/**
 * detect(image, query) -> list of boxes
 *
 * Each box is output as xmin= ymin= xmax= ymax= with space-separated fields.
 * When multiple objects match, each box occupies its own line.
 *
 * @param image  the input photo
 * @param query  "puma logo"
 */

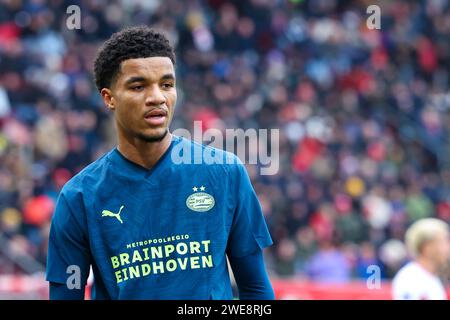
xmin=101 ymin=205 xmax=124 ymax=224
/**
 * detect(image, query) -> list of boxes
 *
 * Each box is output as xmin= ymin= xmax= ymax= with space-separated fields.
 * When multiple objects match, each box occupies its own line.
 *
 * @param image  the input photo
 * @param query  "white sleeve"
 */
xmin=392 ymin=273 xmax=422 ymax=300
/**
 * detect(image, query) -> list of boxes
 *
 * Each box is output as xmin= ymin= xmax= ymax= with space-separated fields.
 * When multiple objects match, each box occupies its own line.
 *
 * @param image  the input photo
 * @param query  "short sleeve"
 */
xmin=226 ymin=161 xmax=273 ymax=258
xmin=45 ymin=192 xmax=91 ymax=285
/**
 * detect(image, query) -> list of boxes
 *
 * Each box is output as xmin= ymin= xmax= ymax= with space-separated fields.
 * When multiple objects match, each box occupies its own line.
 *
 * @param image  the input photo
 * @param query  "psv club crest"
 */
xmin=186 ymin=186 xmax=215 ymax=212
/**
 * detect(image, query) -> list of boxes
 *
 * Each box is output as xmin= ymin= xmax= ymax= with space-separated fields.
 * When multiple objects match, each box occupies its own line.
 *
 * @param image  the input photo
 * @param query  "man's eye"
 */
xmin=162 ymin=83 xmax=174 ymax=89
xmin=131 ymin=85 xmax=144 ymax=91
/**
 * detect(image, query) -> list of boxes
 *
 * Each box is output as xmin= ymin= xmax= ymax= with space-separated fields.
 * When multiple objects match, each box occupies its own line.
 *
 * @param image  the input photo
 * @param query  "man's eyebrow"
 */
xmin=124 ymin=74 xmax=175 ymax=85
xmin=160 ymin=73 xmax=175 ymax=81
xmin=124 ymin=76 xmax=146 ymax=85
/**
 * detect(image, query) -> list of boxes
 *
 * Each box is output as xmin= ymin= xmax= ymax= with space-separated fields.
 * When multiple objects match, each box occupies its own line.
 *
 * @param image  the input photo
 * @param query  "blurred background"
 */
xmin=0 ymin=0 xmax=449 ymax=299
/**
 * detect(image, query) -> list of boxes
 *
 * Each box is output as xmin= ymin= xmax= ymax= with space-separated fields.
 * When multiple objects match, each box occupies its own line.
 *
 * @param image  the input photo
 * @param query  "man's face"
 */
xmin=426 ymin=230 xmax=450 ymax=269
xmin=102 ymin=57 xmax=177 ymax=142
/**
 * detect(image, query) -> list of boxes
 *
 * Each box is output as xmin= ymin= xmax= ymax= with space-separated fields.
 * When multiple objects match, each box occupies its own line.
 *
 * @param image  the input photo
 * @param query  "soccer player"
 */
xmin=392 ymin=218 xmax=449 ymax=300
xmin=46 ymin=26 xmax=275 ymax=300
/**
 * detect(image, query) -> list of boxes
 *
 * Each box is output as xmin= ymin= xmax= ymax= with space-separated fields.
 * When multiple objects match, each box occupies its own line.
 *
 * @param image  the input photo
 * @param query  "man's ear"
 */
xmin=101 ymin=88 xmax=115 ymax=111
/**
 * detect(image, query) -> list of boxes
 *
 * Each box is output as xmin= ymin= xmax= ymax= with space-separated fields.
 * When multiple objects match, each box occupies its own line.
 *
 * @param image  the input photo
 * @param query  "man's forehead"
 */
xmin=119 ymin=57 xmax=174 ymax=78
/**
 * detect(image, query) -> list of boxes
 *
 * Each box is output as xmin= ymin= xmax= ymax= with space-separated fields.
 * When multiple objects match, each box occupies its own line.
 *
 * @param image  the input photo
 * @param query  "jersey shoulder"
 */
xmin=176 ymin=135 xmax=245 ymax=173
xmin=393 ymin=262 xmax=421 ymax=284
xmin=59 ymin=150 xmax=112 ymax=200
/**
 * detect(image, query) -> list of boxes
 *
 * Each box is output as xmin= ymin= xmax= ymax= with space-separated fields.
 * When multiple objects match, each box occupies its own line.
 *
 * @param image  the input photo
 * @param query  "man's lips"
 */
xmin=144 ymin=108 xmax=168 ymax=118
xmin=143 ymin=108 xmax=168 ymax=126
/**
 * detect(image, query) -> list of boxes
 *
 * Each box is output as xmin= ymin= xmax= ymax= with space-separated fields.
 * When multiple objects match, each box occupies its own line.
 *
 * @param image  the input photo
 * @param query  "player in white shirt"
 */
xmin=392 ymin=218 xmax=449 ymax=300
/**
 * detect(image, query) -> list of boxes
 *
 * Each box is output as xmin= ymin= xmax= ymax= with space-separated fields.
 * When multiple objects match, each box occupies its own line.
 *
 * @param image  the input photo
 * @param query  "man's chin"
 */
xmin=136 ymin=128 xmax=169 ymax=143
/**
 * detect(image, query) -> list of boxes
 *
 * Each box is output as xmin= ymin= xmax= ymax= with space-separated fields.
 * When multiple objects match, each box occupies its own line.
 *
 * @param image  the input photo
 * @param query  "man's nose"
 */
xmin=145 ymin=85 xmax=166 ymax=106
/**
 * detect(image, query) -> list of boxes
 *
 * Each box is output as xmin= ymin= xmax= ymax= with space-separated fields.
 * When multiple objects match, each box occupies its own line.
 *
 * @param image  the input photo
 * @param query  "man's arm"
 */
xmin=49 ymin=282 xmax=85 ymax=300
xmin=225 ymin=159 xmax=274 ymax=299
xmin=46 ymin=192 xmax=91 ymax=300
xmin=229 ymin=249 xmax=275 ymax=300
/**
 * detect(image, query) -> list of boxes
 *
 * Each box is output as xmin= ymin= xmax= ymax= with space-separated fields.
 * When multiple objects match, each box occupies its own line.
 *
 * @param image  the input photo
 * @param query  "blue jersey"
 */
xmin=45 ymin=135 xmax=273 ymax=299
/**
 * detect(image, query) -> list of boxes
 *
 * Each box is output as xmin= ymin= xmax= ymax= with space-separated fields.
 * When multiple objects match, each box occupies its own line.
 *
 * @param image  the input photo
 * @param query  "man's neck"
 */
xmin=416 ymin=257 xmax=438 ymax=276
xmin=117 ymin=132 xmax=173 ymax=169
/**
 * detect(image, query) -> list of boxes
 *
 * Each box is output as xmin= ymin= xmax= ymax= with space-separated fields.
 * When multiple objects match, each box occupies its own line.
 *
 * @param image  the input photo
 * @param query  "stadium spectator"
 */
xmin=392 ymin=218 xmax=450 ymax=300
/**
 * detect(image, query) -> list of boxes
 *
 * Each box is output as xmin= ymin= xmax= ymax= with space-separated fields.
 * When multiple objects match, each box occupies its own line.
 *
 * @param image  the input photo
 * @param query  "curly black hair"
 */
xmin=93 ymin=26 xmax=176 ymax=92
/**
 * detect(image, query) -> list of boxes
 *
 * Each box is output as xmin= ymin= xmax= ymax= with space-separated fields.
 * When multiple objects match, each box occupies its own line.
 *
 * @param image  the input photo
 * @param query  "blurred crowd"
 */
xmin=0 ymin=0 xmax=449 ymax=284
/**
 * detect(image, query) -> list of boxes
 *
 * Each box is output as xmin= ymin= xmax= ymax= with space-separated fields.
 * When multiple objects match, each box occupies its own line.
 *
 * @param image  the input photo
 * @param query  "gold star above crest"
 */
xmin=200 ymin=186 xmax=205 ymax=191
xmin=193 ymin=186 xmax=198 ymax=192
